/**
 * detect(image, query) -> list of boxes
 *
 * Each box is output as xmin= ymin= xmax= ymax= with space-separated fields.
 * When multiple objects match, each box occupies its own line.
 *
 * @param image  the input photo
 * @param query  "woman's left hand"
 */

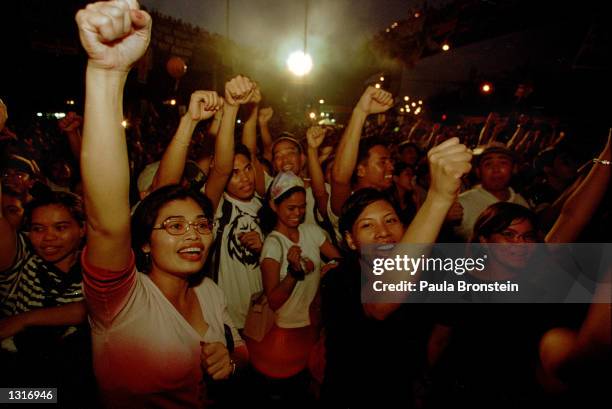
xmin=201 ymin=342 xmax=232 ymax=380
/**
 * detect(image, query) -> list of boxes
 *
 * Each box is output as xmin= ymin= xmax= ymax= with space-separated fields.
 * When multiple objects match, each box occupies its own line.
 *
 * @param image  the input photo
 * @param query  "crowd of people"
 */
xmin=1 ymin=1 xmax=610 ymax=408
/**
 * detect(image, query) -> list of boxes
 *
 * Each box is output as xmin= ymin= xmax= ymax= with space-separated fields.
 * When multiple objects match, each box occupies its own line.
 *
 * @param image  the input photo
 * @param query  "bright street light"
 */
xmin=287 ymin=51 xmax=313 ymax=76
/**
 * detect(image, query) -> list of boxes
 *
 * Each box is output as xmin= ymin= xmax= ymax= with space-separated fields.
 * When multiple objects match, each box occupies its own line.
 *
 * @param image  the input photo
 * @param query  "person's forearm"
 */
xmin=402 ymin=193 xmax=453 ymax=243
xmin=259 ymin=122 xmax=273 ymax=161
xmin=506 ymin=126 xmax=525 ymax=149
xmin=546 ymin=140 xmax=611 ymax=243
xmin=332 ymin=108 xmax=367 ymax=184
xmin=82 ymin=66 xmax=131 ymax=236
xmin=514 ymin=130 xmax=531 ymax=154
xmin=153 ymin=114 xmax=198 ymax=190
xmin=537 ymin=173 xmax=585 ymax=231
xmin=22 ymin=300 xmax=87 ymax=328
xmin=208 ymin=112 xmax=222 ymax=137
xmin=216 ymin=105 xmax=238 ymax=175
xmin=66 ymin=130 xmax=83 ymax=162
xmin=205 ymin=104 xmax=238 ymax=211
xmin=408 ymin=119 xmax=422 ymax=141
xmin=307 ymin=147 xmax=329 ymax=215
xmin=242 ymin=105 xmax=258 ymax=154
xmin=267 ymin=274 xmax=298 ymax=311
xmin=365 ymin=193 xmax=454 ymax=320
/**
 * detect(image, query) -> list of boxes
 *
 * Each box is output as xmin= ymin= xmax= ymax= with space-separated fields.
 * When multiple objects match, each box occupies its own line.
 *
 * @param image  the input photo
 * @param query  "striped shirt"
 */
xmin=0 ymin=232 xmax=83 ymax=318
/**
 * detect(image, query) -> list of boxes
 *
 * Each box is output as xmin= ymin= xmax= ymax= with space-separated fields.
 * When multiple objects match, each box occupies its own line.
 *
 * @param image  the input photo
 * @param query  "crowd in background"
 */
xmin=1 ymin=1 xmax=610 ymax=408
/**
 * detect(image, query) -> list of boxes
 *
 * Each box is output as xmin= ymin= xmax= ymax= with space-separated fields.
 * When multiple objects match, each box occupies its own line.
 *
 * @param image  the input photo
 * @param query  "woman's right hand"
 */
xmin=76 ymin=0 xmax=152 ymax=71
xmin=287 ymin=245 xmax=303 ymax=271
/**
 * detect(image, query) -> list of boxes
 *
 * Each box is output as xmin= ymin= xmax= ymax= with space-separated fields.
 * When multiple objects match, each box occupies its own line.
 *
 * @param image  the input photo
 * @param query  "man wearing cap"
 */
xmin=454 ymin=142 xmax=530 ymax=241
xmin=0 ymin=154 xmax=45 ymax=198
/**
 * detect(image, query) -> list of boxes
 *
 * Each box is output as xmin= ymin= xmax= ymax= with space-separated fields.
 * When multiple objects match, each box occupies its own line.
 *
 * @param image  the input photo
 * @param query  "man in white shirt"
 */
xmin=454 ymin=142 xmax=530 ymax=241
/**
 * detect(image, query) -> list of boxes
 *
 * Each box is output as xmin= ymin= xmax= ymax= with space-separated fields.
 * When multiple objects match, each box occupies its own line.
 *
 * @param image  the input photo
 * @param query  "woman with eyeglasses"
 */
xmin=76 ymin=2 xmax=247 ymax=407
xmin=429 ymin=133 xmax=611 ymax=408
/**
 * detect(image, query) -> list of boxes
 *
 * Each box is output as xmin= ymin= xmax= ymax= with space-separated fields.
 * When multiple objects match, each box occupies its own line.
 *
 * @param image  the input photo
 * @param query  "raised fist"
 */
xmin=356 ymin=86 xmax=394 ymax=115
xmin=249 ymin=85 xmax=262 ymax=105
xmin=187 ymin=91 xmax=223 ymax=122
xmin=306 ymin=126 xmax=326 ymax=149
xmin=58 ymin=112 xmax=83 ymax=134
xmin=224 ymin=75 xmax=255 ymax=106
xmin=75 ymin=0 xmax=152 ymax=71
xmin=427 ymin=137 xmax=472 ymax=204
xmin=258 ymin=107 xmax=273 ymax=124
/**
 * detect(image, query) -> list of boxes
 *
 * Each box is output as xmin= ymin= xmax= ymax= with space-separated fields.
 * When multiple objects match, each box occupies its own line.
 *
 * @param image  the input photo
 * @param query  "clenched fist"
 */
xmin=427 ymin=138 xmax=472 ymax=204
xmin=306 ymin=126 xmax=326 ymax=149
xmin=58 ymin=112 xmax=83 ymax=134
xmin=355 ymin=86 xmax=394 ymax=116
xmin=224 ymin=76 xmax=255 ymax=106
xmin=187 ymin=91 xmax=223 ymax=122
xmin=76 ymin=0 xmax=152 ymax=71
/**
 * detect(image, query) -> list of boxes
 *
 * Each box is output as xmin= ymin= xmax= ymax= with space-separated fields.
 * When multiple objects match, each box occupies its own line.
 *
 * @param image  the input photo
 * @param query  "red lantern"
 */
xmin=166 ymin=57 xmax=187 ymax=79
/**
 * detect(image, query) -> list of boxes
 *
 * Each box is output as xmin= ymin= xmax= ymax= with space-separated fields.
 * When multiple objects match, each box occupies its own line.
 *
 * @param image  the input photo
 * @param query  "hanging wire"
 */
xmin=303 ymin=0 xmax=309 ymax=53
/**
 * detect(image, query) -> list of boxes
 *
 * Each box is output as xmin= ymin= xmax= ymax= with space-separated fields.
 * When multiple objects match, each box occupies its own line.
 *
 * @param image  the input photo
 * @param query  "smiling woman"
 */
xmin=249 ymin=171 xmax=340 ymax=392
xmin=76 ymin=2 xmax=247 ymax=407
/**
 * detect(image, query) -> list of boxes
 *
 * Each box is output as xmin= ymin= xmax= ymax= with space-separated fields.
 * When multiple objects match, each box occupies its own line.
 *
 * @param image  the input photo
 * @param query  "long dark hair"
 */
xmin=258 ymin=186 xmax=306 ymax=235
xmin=131 ymin=184 xmax=214 ymax=281
xmin=471 ymin=202 xmax=539 ymax=243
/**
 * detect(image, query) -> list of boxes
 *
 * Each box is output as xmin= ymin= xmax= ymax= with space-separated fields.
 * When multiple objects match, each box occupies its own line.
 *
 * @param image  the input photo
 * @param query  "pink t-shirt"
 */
xmin=82 ymin=249 xmax=242 ymax=409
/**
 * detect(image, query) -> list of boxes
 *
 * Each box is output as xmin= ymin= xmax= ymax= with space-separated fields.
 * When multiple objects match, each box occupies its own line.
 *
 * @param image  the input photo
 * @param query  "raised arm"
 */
xmin=477 ymin=113 xmax=496 ymax=146
xmin=364 ymin=138 xmax=472 ymax=320
xmin=330 ymin=86 xmax=393 ymax=215
xmin=258 ymin=107 xmax=274 ymax=162
xmin=152 ymin=91 xmax=222 ymax=191
xmin=403 ymin=138 xmax=471 ymax=241
xmin=546 ymin=131 xmax=611 ymax=243
xmin=207 ymin=108 xmax=224 ymax=137
xmin=77 ymin=0 xmax=151 ymax=270
xmin=241 ymin=85 xmax=266 ymax=196
xmin=306 ymin=126 xmax=330 ymax=217
xmin=205 ymin=76 xmax=254 ymax=212
xmin=0 ymin=183 xmax=18 ymax=271
xmin=58 ymin=112 xmax=84 ymax=162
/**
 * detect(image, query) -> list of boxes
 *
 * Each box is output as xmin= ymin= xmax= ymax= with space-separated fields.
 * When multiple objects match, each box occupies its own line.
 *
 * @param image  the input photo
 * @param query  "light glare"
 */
xmin=287 ymin=51 xmax=313 ymax=76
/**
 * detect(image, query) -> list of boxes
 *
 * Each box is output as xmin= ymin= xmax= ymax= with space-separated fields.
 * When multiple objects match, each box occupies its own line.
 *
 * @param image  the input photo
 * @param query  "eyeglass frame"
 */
xmin=152 ymin=216 xmax=213 ymax=236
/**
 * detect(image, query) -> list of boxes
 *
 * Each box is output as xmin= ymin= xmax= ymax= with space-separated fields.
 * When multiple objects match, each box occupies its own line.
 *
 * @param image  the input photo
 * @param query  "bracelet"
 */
xmin=230 ymin=359 xmax=236 ymax=376
xmin=593 ymin=158 xmax=611 ymax=166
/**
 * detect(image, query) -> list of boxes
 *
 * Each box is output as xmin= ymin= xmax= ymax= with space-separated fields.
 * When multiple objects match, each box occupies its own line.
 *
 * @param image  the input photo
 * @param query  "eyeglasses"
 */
xmin=496 ymin=230 xmax=538 ymax=243
xmin=152 ymin=217 xmax=212 ymax=236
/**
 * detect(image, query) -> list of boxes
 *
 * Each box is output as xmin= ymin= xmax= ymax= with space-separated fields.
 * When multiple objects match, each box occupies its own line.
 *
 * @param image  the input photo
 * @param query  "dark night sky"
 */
xmin=141 ymin=0 xmax=430 ymax=49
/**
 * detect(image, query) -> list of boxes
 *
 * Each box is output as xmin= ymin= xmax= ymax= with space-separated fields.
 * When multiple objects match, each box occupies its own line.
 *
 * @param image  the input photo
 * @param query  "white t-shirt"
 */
xmin=212 ymin=193 xmax=263 ymax=328
xmin=260 ymin=224 xmax=326 ymax=328
xmin=83 ymin=253 xmax=242 ymax=408
xmin=455 ymin=185 xmax=530 ymax=241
